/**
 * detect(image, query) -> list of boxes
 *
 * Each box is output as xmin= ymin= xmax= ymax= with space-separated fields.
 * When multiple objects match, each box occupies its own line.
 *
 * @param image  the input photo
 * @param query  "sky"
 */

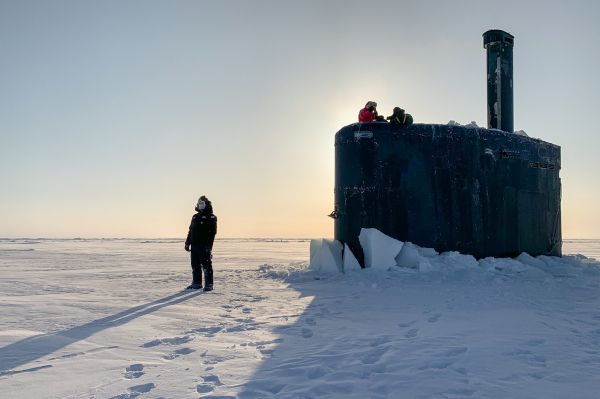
xmin=1 ymin=0 xmax=599 ymax=239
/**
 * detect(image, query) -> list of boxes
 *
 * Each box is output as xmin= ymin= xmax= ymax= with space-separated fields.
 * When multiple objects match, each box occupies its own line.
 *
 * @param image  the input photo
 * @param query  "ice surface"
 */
xmin=396 ymin=241 xmax=427 ymax=269
xmin=359 ymin=228 xmax=404 ymax=270
xmin=1 ymin=238 xmax=600 ymax=399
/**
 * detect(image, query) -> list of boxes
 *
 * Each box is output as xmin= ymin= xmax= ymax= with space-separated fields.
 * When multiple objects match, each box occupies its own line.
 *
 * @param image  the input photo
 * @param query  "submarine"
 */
xmin=333 ymin=30 xmax=562 ymax=265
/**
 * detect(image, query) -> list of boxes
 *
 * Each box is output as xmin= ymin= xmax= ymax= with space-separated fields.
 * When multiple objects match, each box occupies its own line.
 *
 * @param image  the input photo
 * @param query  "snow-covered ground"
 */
xmin=1 ymin=238 xmax=600 ymax=399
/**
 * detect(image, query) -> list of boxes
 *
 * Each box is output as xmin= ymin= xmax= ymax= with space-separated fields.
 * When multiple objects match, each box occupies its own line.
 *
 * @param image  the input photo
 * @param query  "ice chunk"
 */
xmin=464 ymin=121 xmax=479 ymax=128
xmin=309 ymin=239 xmax=323 ymax=270
xmin=395 ymin=242 xmax=422 ymax=269
xmin=358 ymin=228 xmax=404 ymax=270
xmin=514 ymin=129 xmax=528 ymax=136
xmin=395 ymin=241 xmax=444 ymax=272
xmin=323 ymin=239 xmax=343 ymax=274
xmin=417 ymin=245 xmax=439 ymax=258
xmin=309 ymin=239 xmax=343 ymax=274
xmin=343 ymin=244 xmax=362 ymax=272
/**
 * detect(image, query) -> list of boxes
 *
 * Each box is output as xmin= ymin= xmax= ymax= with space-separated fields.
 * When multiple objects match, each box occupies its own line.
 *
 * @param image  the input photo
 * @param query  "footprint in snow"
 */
xmin=306 ymin=366 xmax=328 ymax=379
xmin=141 ymin=335 xmax=192 ymax=348
xmin=428 ymin=313 xmax=441 ymax=323
xmin=225 ymin=321 xmax=260 ymax=333
xmin=123 ymin=364 xmax=144 ymax=379
xmin=109 ymin=393 xmax=136 ymax=399
xmin=301 ymin=328 xmax=314 ymax=338
xmin=369 ymin=336 xmax=392 ymax=347
xmin=417 ymin=359 xmax=454 ymax=370
xmin=196 ymin=374 xmax=223 ymax=394
xmin=240 ymin=338 xmax=283 ymax=348
xmin=589 ymin=328 xmax=600 ymax=337
xmin=163 ymin=347 xmax=195 ymax=360
xmin=109 ymin=383 xmax=155 ymax=399
xmin=361 ymin=348 xmax=387 ymax=365
xmin=203 ymin=375 xmax=223 ymax=385
xmin=405 ymin=328 xmax=419 ymax=338
xmin=527 ymin=372 xmax=545 ymax=380
xmin=398 ymin=320 xmax=416 ymax=328
xmin=526 ymin=338 xmax=545 ymax=347
xmin=129 ymin=383 xmax=155 ymax=394
xmin=304 ymin=317 xmax=317 ymax=326
xmin=442 ymin=346 xmax=468 ymax=357
xmin=441 ymin=388 xmax=476 ymax=398
xmin=505 ymin=348 xmax=533 ymax=356
xmin=540 ymin=321 xmax=558 ymax=330
xmin=259 ymin=348 xmax=275 ymax=356
xmin=196 ymin=384 xmax=214 ymax=394
xmin=247 ymin=295 xmax=267 ymax=302
xmin=188 ymin=326 xmax=223 ymax=337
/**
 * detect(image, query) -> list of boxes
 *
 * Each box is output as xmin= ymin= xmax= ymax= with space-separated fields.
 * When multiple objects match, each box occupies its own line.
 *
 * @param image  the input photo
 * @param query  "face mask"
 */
xmin=196 ymin=200 xmax=206 ymax=212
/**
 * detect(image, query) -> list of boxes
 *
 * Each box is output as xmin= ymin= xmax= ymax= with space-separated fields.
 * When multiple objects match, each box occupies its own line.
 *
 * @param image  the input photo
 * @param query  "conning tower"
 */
xmin=333 ymin=30 xmax=561 ymax=266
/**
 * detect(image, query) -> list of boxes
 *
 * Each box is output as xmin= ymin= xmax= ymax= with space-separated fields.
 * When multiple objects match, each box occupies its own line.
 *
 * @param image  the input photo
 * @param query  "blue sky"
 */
xmin=1 ymin=0 xmax=599 ymax=238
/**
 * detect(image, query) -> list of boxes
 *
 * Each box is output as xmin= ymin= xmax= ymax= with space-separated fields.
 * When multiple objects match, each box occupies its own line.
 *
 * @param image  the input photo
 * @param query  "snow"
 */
xmin=447 ymin=120 xmax=480 ymax=128
xmin=446 ymin=120 xmax=529 ymax=136
xmin=1 ymin=238 xmax=600 ymax=398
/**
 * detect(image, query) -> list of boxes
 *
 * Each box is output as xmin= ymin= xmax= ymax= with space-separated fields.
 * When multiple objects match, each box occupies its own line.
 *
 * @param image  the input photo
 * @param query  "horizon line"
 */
xmin=1 ymin=237 xmax=599 ymax=241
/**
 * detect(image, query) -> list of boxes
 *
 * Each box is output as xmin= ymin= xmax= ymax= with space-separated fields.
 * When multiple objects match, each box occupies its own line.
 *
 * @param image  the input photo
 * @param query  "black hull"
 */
xmin=334 ymin=123 xmax=562 ymax=265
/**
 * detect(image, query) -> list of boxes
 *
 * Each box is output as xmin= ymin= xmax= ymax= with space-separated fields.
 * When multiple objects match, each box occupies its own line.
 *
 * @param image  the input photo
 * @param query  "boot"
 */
xmin=186 ymin=283 xmax=202 ymax=290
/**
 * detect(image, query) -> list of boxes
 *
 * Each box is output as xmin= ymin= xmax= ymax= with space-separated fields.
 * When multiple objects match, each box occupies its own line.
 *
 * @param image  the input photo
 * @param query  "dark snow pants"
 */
xmin=191 ymin=246 xmax=213 ymax=287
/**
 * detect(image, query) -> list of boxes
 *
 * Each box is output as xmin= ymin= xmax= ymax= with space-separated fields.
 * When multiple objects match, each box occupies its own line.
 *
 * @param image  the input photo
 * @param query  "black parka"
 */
xmin=185 ymin=202 xmax=217 ymax=249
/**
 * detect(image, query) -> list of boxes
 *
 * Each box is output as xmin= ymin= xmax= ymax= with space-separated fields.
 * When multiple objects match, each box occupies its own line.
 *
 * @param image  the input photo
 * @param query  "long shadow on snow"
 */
xmin=231 ymin=259 xmax=600 ymax=399
xmin=0 ymin=290 xmax=202 ymax=374
xmin=231 ymin=275 xmax=376 ymax=399
xmin=231 ymin=272 xmax=475 ymax=399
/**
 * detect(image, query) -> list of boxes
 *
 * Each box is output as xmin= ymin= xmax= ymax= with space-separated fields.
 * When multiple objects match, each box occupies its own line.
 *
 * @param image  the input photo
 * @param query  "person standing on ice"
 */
xmin=185 ymin=196 xmax=217 ymax=291
xmin=358 ymin=101 xmax=384 ymax=122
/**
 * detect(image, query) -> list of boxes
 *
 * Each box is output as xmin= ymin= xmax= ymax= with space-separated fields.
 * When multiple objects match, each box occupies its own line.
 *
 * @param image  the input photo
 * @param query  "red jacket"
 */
xmin=358 ymin=107 xmax=376 ymax=122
